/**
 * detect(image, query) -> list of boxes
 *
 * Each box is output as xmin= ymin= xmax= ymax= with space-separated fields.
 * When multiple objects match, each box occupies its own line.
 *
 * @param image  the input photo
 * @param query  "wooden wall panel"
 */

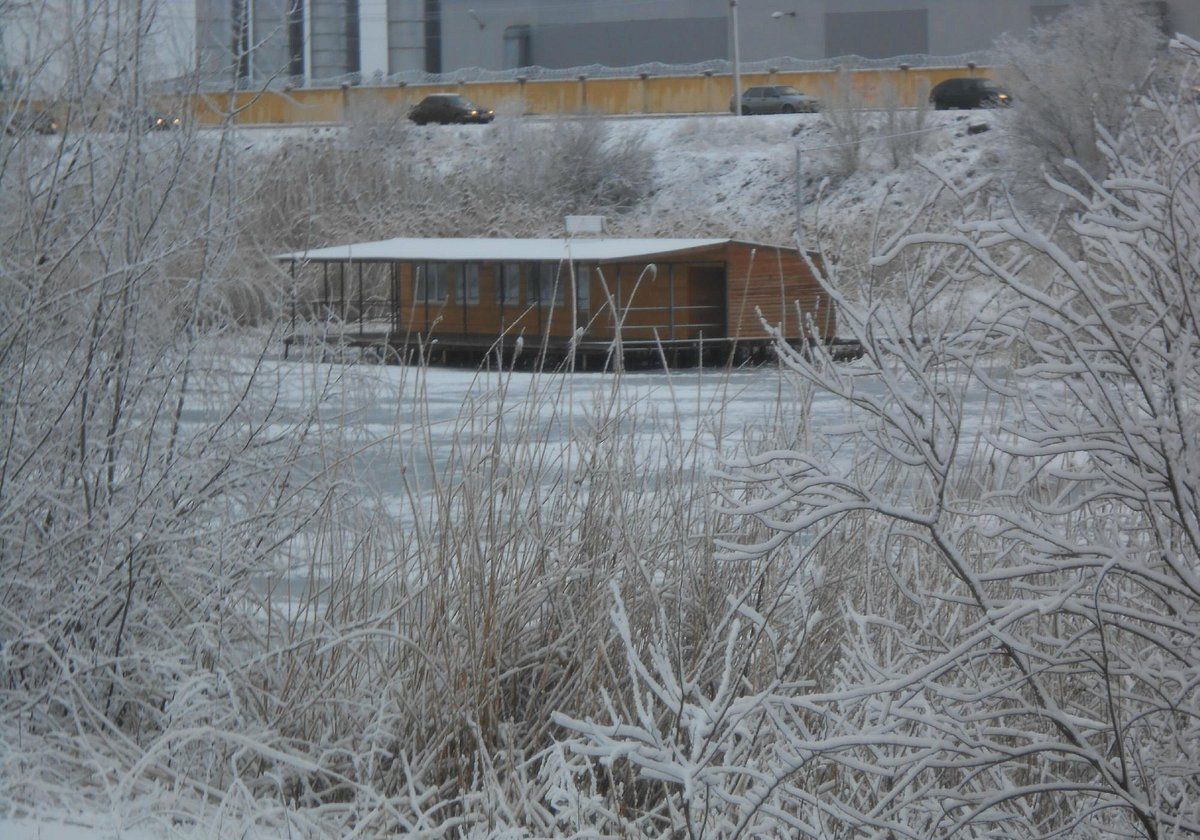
xmin=724 ymin=244 xmax=835 ymax=341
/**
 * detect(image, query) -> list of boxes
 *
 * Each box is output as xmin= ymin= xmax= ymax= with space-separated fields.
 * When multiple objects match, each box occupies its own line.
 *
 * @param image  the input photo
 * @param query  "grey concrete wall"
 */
xmin=824 ymin=9 xmax=929 ymax=58
xmin=435 ymin=0 xmax=1198 ymax=73
xmin=736 ymin=0 xmax=1073 ymax=61
xmin=529 ymin=18 xmax=727 ymax=69
xmin=192 ymin=0 xmax=1200 ymax=85
xmin=437 ymin=0 xmax=1124 ymax=71
xmin=1167 ymin=0 xmax=1200 ymax=39
xmin=439 ymin=0 xmax=728 ymax=71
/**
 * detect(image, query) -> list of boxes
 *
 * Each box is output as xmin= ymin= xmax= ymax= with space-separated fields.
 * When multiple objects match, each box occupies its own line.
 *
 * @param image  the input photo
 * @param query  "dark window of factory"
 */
xmin=346 ymin=0 xmax=361 ymax=76
xmin=504 ymin=24 xmax=531 ymax=69
xmin=288 ymin=0 xmax=305 ymax=79
xmin=424 ymin=0 xmax=442 ymax=73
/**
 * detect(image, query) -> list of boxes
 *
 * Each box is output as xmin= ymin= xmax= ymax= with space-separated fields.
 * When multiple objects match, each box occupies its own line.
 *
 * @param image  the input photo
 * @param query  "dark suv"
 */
xmin=4 ymin=107 xmax=59 ymax=135
xmin=408 ymin=94 xmax=495 ymax=125
xmin=930 ymin=77 xmax=1011 ymax=110
xmin=731 ymin=85 xmax=820 ymax=115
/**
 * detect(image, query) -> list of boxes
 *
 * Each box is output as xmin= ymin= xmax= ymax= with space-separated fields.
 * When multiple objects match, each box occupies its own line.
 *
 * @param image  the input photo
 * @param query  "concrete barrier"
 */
xmin=186 ymin=65 xmax=998 ymax=126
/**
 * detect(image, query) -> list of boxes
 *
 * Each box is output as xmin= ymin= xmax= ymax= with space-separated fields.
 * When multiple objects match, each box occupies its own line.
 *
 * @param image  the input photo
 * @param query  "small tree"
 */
xmin=998 ymin=0 xmax=1161 ymax=187
xmin=882 ymin=77 xmax=930 ymax=169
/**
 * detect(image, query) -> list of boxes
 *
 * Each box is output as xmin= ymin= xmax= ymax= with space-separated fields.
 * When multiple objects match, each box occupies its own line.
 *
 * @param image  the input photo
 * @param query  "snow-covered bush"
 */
xmin=555 ymin=35 xmax=1200 ymax=837
xmin=819 ymin=68 xmax=871 ymax=177
xmin=248 ymin=113 xmax=653 ymax=249
xmin=538 ymin=115 xmax=654 ymax=212
xmin=882 ymin=77 xmax=930 ymax=169
xmin=998 ymin=0 xmax=1161 ymax=188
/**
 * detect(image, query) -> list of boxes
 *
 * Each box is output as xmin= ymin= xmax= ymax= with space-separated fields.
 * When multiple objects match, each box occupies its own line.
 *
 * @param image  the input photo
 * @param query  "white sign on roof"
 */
xmin=565 ymin=215 xmax=606 ymax=235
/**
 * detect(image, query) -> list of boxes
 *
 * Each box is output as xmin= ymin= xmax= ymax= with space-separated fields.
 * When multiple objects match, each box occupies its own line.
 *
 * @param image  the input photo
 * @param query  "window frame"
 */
xmin=497 ymin=263 xmax=521 ymax=306
xmin=530 ymin=261 xmax=566 ymax=307
xmin=457 ymin=263 xmax=480 ymax=305
xmin=574 ymin=263 xmax=590 ymax=312
xmin=415 ymin=262 xmax=450 ymax=304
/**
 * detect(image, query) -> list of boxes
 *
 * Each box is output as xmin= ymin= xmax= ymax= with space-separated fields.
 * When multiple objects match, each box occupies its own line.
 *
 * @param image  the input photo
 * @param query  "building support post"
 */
xmin=286 ymin=259 xmax=296 ymax=359
xmin=390 ymin=262 xmax=398 ymax=336
xmin=536 ymin=278 xmax=543 ymax=339
xmin=500 ymin=265 xmax=506 ymax=338
xmin=614 ymin=266 xmax=624 ymax=373
xmin=668 ymin=264 xmax=675 ymax=342
xmin=668 ymin=263 xmax=677 ymax=366
xmin=358 ymin=261 xmax=364 ymax=337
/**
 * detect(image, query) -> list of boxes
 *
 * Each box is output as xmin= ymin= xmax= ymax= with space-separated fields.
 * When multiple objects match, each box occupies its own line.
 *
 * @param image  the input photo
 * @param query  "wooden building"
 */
xmin=279 ymin=237 xmax=835 ymax=365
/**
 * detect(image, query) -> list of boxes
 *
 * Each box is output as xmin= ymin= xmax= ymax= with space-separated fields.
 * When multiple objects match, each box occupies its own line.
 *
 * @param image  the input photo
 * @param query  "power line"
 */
xmin=795 ymin=121 xmax=946 ymax=154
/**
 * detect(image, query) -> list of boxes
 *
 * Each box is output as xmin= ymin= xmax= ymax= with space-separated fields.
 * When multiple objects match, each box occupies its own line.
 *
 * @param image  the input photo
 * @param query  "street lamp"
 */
xmin=730 ymin=0 xmax=742 ymax=115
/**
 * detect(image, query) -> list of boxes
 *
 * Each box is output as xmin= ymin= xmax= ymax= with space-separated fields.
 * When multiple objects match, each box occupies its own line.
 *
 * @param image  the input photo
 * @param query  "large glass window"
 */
xmin=530 ymin=262 xmax=565 ymax=307
xmin=415 ymin=263 xmax=449 ymax=303
xmin=457 ymin=264 xmax=480 ymax=305
xmin=575 ymin=264 xmax=590 ymax=311
xmin=498 ymin=263 xmax=521 ymax=305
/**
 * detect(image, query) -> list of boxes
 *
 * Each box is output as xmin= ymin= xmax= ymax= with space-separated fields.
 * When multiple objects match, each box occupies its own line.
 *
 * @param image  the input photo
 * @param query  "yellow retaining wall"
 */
xmin=187 ymin=65 xmax=998 ymax=126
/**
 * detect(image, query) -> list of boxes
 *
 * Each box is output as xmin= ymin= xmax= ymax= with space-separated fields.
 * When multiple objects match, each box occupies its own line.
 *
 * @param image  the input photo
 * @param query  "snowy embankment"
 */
xmin=236 ymin=109 xmax=1008 ymax=246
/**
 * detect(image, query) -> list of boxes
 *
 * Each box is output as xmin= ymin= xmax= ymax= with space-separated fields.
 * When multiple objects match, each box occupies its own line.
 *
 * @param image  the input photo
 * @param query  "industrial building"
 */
xmin=189 ymin=0 xmax=1196 ymax=87
xmin=2 ymin=1 xmax=1196 ymax=91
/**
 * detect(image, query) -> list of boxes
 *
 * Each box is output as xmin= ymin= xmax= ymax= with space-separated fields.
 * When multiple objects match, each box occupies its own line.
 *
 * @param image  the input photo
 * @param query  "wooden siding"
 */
xmin=724 ymin=243 xmax=834 ymax=342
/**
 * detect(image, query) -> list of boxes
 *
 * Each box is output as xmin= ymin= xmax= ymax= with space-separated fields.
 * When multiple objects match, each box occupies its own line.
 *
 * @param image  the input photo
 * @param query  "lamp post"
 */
xmin=730 ymin=0 xmax=742 ymax=115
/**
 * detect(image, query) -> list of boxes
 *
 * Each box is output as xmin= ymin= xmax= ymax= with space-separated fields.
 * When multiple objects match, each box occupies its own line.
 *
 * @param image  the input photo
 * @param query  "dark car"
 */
xmin=731 ymin=85 xmax=820 ymax=115
xmin=408 ymin=94 xmax=495 ymax=125
xmin=147 ymin=112 xmax=183 ymax=131
xmin=3 ymin=107 xmax=59 ymax=135
xmin=929 ymin=77 xmax=1011 ymax=110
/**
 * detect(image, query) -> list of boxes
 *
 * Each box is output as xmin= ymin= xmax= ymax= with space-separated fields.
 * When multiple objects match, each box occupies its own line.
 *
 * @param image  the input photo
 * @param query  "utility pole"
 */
xmin=730 ymin=0 xmax=742 ymax=116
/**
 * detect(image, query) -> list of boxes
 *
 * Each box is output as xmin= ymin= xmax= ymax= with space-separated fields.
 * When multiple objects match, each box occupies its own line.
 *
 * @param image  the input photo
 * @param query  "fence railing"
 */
xmin=206 ymin=51 xmax=995 ymax=91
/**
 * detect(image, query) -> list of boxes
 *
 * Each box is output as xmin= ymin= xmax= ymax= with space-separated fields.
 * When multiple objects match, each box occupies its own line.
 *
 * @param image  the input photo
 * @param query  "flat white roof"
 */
xmin=276 ymin=237 xmax=734 ymax=263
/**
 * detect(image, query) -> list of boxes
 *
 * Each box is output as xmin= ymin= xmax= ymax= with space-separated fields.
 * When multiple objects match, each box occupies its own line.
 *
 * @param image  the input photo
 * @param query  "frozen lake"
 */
xmin=182 ymin=354 xmax=1000 ymax=516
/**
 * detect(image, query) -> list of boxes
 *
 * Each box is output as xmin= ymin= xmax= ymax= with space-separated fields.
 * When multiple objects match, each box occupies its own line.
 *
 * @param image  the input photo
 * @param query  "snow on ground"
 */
xmin=0 ymin=814 xmax=291 ymax=840
xmin=0 ymin=818 xmax=157 ymax=840
xmin=185 ymin=353 xmax=999 ymax=507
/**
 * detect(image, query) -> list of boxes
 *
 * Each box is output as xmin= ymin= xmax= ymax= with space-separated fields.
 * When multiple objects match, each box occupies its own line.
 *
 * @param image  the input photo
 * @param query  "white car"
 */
xmin=731 ymin=85 xmax=820 ymax=115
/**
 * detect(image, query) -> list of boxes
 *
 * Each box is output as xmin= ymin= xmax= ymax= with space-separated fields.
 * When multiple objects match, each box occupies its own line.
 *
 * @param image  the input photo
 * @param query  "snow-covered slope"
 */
xmin=235 ymin=110 xmax=1009 ymax=251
